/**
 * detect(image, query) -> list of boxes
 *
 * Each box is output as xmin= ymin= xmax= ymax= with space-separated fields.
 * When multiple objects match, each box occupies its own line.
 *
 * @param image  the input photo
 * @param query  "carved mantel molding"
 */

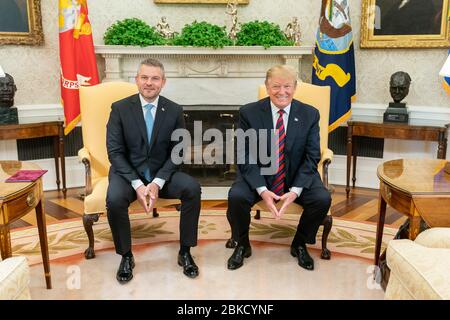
xmin=95 ymin=45 xmax=314 ymax=82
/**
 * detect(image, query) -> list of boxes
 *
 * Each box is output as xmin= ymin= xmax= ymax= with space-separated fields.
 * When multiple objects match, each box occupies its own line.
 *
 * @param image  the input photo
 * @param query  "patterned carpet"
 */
xmin=9 ymin=185 xmax=408 ymax=230
xmin=11 ymin=209 xmax=397 ymax=265
xmin=8 ymin=185 xmax=400 ymax=299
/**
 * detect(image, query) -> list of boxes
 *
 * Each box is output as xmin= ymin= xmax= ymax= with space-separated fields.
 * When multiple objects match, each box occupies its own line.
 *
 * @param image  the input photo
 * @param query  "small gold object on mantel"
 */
xmin=284 ymin=17 xmax=302 ymax=46
xmin=156 ymin=16 xmax=177 ymax=39
xmin=226 ymin=0 xmax=240 ymax=43
xmin=445 ymin=162 xmax=450 ymax=174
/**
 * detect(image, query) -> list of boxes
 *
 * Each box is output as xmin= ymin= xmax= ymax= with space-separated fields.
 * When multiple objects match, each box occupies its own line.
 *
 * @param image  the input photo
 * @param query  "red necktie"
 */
xmin=271 ymin=109 xmax=286 ymax=196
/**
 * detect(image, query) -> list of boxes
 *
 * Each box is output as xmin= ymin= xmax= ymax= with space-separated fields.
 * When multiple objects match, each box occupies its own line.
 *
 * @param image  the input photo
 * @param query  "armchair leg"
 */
xmin=152 ymin=208 xmax=159 ymax=218
xmin=320 ymin=215 xmax=333 ymax=260
xmin=255 ymin=210 xmax=261 ymax=220
xmin=83 ymin=213 xmax=99 ymax=259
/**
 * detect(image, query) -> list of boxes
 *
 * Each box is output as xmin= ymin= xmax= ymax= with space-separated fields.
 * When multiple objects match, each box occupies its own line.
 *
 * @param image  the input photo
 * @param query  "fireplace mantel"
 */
xmin=95 ymin=44 xmax=314 ymax=105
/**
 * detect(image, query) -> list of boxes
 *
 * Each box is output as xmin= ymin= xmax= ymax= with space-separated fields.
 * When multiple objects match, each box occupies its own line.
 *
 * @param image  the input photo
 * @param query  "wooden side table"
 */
xmin=0 ymin=161 xmax=51 ymax=289
xmin=346 ymin=121 xmax=448 ymax=198
xmin=374 ymin=158 xmax=450 ymax=267
xmin=0 ymin=121 xmax=66 ymax=198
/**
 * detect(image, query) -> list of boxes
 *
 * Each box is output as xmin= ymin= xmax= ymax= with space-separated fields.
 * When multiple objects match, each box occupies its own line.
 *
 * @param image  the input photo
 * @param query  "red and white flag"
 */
xmin=59 ymin=0 xmax=99 ymax=135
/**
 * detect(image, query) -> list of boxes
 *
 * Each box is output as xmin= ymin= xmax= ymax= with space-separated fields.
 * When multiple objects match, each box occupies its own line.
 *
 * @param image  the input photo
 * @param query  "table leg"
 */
xmin=352 ymin=137 xmax=357 ymax=188
xmin=374 ymin=191 xmax=387 ymax=266
xmin=346 ymin=127 xmax=353 ymax=198
xmin=53 ymin=136 xmax=60 ymax=192
xmin=437 ymin=130 xmax=446 ymax=159
xmin=35 ymin=198 xmax=52 ymax=289
xmin=409 ymin=203 xmax=421 ymax=240
xmin=58 ymin=124 xmax=67 ymax=198
xmin=0 ymin=224 xmax=12 ymax=260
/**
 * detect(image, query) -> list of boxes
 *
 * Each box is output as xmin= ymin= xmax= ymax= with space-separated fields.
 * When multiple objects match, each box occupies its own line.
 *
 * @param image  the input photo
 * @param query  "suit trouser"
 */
xmin=106 ymin=170 xmax=201 ymax=256
xmin=227 ymin=176 xmax=331 ymax=248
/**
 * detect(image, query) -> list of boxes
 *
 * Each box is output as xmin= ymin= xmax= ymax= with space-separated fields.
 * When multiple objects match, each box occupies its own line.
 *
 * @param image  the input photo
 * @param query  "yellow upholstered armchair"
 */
xmin=252 ymin=82 xmax=333 ymax=259
xmin=79 ymin=82 xmax=180 ymax=259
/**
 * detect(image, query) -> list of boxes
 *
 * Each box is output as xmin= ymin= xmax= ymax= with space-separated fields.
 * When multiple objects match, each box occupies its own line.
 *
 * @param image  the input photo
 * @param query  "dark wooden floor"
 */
xmin=10 ymin=185 xmax=406 ymax=230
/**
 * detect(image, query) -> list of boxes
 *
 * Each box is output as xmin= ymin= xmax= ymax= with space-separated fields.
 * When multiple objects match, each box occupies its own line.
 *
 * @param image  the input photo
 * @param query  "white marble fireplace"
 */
xmin=95 ymin=45 xmax=314 ymax=107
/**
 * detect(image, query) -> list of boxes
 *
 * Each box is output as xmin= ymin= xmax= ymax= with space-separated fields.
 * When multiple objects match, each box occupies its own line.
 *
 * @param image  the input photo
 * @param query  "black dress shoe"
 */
xmin=227 ymin=245 xmax=252 ymax=270
xmin=116 ymin=256 xmax=135 ymax=284
xmin=225 ymin=238 xmax=237 ymax=249
xmin=178 ymin=252 xmax=199 ymax=278
xmin=291 ymin=245 xmax=314 ymax=270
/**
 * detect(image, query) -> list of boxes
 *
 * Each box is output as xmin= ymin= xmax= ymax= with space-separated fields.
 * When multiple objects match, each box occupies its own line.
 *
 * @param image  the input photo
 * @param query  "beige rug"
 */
xmin=14 ymin=210 xmax=395 ymax=299
xmin=29 ymin=240 xmax=385 ymax=300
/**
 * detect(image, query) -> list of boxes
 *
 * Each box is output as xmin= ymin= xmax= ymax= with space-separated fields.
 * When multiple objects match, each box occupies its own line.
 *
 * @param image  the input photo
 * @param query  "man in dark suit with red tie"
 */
xmin=106 ymin=58 xmax=201 ymax=283
xmin=226 ymin=65 xmax=331 ymax=271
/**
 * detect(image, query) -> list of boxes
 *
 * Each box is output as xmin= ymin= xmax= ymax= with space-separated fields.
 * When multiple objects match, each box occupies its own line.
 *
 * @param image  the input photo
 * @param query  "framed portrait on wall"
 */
xmin=0 ymin=0 xmax=44 ymax=45
xmin=154 ymin=0 xmax=249 ymax=4
xmin=360 ymin=0 xmax=450 ymax=48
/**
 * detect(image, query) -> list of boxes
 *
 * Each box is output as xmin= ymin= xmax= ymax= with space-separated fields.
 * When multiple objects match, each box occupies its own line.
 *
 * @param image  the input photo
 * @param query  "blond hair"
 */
xmin=265 ymin=65 xmax=298 ymax=84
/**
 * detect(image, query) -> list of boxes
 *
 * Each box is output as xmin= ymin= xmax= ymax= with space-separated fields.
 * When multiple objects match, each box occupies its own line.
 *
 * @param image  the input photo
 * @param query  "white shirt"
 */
xmin=131 ymin=94 xmax=166 ymax=191
xmin=255 ymin=102 xmax=303 ymax=198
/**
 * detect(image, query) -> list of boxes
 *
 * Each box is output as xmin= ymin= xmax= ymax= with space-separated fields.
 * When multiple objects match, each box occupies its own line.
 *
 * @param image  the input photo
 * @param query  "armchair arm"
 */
xmin=0 ymin=256 xmax=30 ymax=300
xmin=414 ymin=228 xmax=450 ymax=249
xmin=321 ymin=148 xmax=333 ymax=163
xmin=320 ymin=148 xmax=333 ymax=189
xmin=78 ymin=147 xmax=92 ymax=196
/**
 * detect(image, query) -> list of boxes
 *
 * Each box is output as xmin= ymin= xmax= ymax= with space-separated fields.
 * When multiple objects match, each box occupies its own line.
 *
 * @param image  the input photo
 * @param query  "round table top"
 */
xmin=377 ymin=158 xmax=450 ymax=195
xmin=0 ymin=160 xmax=41 ymax=200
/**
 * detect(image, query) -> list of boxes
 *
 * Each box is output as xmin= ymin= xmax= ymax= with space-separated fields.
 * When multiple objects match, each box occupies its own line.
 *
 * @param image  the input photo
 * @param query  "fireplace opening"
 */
xmin=181 ymin=105 xmax=239 ymax=186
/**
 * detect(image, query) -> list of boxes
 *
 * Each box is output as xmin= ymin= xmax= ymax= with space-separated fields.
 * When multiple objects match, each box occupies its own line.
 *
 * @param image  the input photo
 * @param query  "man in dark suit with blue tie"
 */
xmin=106 ymin=58 xmax=201 ymax=283
xmin=226 ymin=65 xmax=331 ymax=271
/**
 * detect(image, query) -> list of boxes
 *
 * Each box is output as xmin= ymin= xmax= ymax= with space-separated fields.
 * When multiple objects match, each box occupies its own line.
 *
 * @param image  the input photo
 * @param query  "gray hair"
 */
xmin=138 ymin=58 xmax=165 ymax=78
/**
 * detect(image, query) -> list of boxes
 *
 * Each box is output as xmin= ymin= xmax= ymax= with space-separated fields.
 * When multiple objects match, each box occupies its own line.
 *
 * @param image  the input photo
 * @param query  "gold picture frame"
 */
xmin=360 ymin=0 xmax=450 ymax=48
xmin=154 ymin=0 xmax=249 ymax=4
xmin=0 ymin=0 xmax=44 ymax=45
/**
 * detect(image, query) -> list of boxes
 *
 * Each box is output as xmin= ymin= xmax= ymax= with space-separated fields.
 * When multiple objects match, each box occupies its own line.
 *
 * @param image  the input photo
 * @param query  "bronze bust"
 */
xmin=390 ymin=71 xmax=411 ymax=104
xmin=383 ymin=71 xmax=411 ymax=124
xmin=0 ymin=73 xmax=19 ymax=124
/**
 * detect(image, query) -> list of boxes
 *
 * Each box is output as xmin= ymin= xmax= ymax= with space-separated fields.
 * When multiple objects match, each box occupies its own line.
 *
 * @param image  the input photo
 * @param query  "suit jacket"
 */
xmin=106 ymin=94 xmax=185 ymax=183
xmin=238 ymin=97 xmax=321 ymax=191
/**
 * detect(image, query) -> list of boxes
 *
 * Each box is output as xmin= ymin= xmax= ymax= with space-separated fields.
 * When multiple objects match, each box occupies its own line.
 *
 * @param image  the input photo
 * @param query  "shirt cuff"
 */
xmin=289 ymin=187 xmax=303 ymax=198
xmin=256 ymin=186 xmax=268 ymax=195
xmin=131 ymin=179 xmax=144 ymax=191
xmin=152 ymin=178 xmax=166 ymax=190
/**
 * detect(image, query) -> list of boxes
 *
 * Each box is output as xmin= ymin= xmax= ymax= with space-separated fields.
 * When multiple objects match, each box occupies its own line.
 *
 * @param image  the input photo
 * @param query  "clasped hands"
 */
xmin=260 ymin=190 xmax=297 ymax=220
xmin=136 ymin=182 xmax=160 ymax=214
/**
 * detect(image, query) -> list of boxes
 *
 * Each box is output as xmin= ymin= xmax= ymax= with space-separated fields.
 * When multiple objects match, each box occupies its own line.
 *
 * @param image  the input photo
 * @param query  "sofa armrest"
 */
xmin=414 ymin=228 xmax=450 ymax=249
xmin=78 ymin=147 xmax=92 ymax=196
xmin=386 ymin=239 xmax=450 ymax=300
xmin=0 ymin=257 xmax=31 ymax=300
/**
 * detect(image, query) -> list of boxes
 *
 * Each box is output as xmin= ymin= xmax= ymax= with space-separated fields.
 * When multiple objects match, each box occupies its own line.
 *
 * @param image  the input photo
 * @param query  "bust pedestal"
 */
xmin=0 ymin=107 xmax=18 ymax=125
xmin=383 ymin=102 xmax=409 ymax=124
